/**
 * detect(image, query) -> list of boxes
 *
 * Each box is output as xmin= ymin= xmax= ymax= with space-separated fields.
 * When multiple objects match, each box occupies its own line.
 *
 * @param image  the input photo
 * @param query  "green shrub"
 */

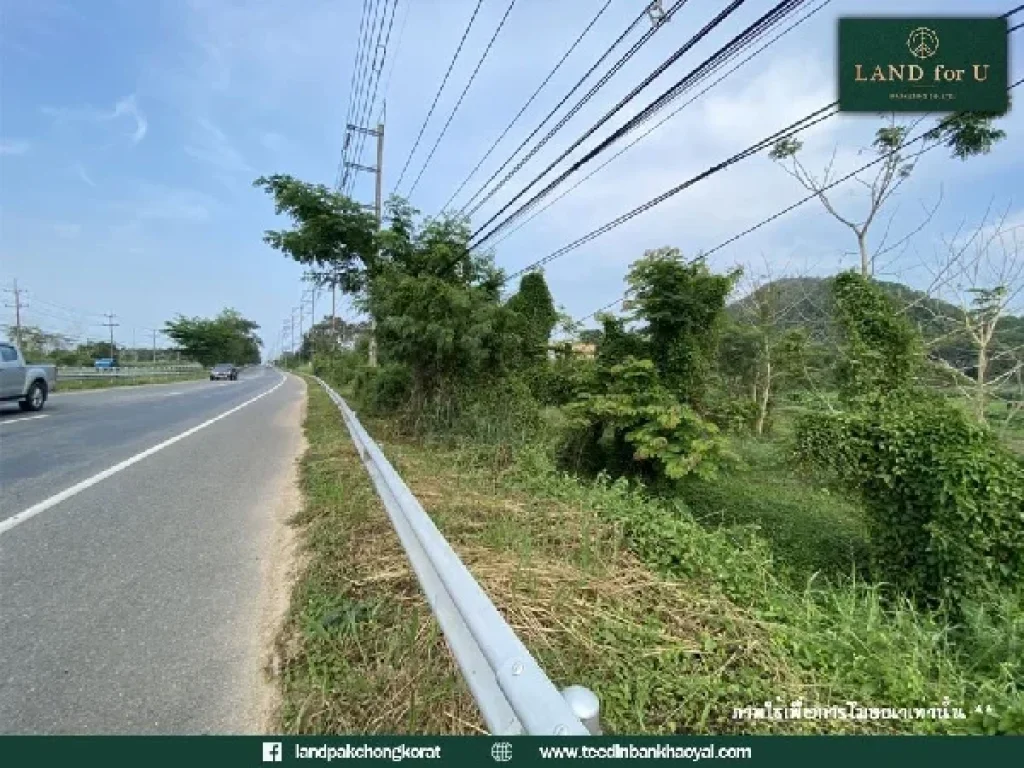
xmin=795 ymin=392 xmax=1024 ymax=610
xmin=354 ymin=363 xmax=413 ymax=413
xmin=560 ymin=358 xmax=735 ymax=483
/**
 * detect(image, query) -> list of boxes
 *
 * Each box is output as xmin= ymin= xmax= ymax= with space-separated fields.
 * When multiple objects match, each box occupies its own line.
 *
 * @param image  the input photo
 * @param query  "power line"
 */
xmin=440 ymin=0 xmax=615 ymax=212
xmin=570 ymin=73 xmax=1024 ymax=324
xmin=345 ymin=0 xmax=388 ymax=194
xmin=338 ymin=0 xmax=375 ymax=189
xmin=471 ymin=0 xmax=809 ymax=248
xmin=406 ymin=0 xmax=519 ymax=198
xmin=506 ymin=101 xmax=839 ymax=282
xmin=459 ymin=0 xmax=684 ymax=218
xmin=394 ymin=0 xmax=485 ymax=193
xmin=489 ymin=0 xmax=833 ymax=249
xmin=348 ymin=0 xmax=395 ymax=195
xmin=375 ymin=0 xmax=412 ymax=125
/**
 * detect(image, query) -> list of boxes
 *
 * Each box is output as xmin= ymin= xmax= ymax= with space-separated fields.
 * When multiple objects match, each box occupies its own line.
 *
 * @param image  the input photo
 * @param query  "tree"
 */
xmin=560 ymin=250 xmax=738 ymax=483
xmin=831 ymin=271 xmax=921 ymax=401
xmin=254 ymin=175 xmax=379 ymax=294
xmin=298 ymin=318 xmax=371 ymax=360
xmin=365 ymin=207 xmax=523 ymax=407
xmin=625 ymin=248 xmax=740 ymax=408
xmin=770 ymin=113 xmax=1006 ymax=277
xmin=720 ymin=271 xmax=814 ymax=435
xmin=935 ymin=214 xmax=1024 ymax=423
xmin=3 ymin=325 xmax=77 ymax=362
xmin=163 ymin=309 xmax=262 ymax=366
xmin=506 ymin=271 xmax=558 ymax=364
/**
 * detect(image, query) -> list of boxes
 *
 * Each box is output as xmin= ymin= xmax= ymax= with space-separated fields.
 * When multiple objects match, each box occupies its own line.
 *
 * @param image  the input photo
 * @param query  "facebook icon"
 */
xmin=262 ymin=742 xmax=283 ymax=762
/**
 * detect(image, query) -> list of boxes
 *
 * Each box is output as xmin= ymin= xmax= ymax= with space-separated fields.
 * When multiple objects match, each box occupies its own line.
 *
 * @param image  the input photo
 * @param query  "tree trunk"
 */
xmin=756 ymin=359 xmax=772 ymax=436
xmin=858 ymin=230 xmax=871 ymax=277
xmin=976 ymin=343 xmax=988 ymax=423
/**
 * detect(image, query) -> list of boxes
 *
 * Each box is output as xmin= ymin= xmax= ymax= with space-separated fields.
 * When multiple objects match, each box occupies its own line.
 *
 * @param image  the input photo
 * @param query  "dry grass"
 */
xmin=276 ymin=382 xmax=815 ymax=734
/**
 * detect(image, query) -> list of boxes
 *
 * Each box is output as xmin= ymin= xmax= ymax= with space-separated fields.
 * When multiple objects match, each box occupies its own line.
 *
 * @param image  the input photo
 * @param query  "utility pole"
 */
xmin=101 ymin=312 xmax=119 ymax=362
xmin=344 ymin=121 xmax=384 ymax=367
xmin=3 ymin=279 xmax=25 ymax=348
xmin=152 ymin=329 xmax=158 ymax=363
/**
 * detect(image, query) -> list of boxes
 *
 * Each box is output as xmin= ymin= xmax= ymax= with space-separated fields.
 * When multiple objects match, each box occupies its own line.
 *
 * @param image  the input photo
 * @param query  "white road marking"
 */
xmin=0 ymin=414 xmax=49 ymax=426
xmin=0 ymin=375 xmax=288 ymax=537
xmin=162 ymin=391 xmax=184 ymax=397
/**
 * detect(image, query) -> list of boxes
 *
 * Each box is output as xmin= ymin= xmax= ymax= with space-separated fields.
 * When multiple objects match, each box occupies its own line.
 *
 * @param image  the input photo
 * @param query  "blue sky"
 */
xmin=1 ymin=0 xmax=1021 ymax=360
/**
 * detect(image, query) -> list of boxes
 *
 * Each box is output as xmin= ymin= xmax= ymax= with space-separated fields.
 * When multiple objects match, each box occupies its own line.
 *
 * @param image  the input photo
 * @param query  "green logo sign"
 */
xmin=838 ymin=17 xmax=1008 ymax=113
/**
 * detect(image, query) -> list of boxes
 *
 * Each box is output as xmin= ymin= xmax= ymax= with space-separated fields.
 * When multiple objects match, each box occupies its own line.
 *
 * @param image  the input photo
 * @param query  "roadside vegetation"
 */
xmin=264 ymin=110 xmax=1024 ymax=735
xmin=56 ymin=371 xmax=209 ymax=392
xmin=5 ymin=307 xmax=262 ymax=369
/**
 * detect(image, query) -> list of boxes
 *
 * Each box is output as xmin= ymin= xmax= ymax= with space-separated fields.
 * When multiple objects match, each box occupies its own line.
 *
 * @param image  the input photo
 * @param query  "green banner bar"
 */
xmin=838 ymin=17 xmax=1008 ymax=113
xmin=1 ymin=736 xmax=1022 ymax=767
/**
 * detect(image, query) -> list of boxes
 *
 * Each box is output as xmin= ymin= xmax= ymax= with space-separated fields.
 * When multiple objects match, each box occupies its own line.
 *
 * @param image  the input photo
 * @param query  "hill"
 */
xmin=728 ymin=276 xmax=1024 ymax=378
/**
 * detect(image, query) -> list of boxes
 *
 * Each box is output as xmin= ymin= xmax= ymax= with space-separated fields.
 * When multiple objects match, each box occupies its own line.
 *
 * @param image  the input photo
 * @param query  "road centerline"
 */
xmin=0 ymin=374 xmax=288 ymax=537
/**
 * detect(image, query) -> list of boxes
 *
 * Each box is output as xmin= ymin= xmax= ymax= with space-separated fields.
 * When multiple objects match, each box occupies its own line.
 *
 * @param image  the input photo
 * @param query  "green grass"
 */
xmin=276 ymin=382 xmax=480 ymax=734
xmin=678 ymin=433 xmax=872 ymax=583
xmin=281 ymin=379 xmax=1024 ymax=734
xmin=56 ymin=372 xmax=208 ymax=391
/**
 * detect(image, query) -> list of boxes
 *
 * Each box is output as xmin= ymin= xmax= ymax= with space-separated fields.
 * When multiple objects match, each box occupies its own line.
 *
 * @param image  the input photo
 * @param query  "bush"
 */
xmin=560 ymin=358 xmax=734 ymax=483
xmin=795 ymin=392 xmax=1024 ymax=611
xmin=354 ymin=363 xmax=413 ymax=413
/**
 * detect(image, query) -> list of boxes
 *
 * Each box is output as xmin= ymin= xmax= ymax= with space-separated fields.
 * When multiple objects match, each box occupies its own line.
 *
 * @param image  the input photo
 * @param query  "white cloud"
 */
xmin=0 ymin=139 xmax=30 ymax=156
xmin=42 ymin=93 xmax=148 ymax=145
xmin=108 ymin=184 xmax=217 ymax=223
xmin=184 ymin=118 xmax=253 ymax=176
xmin=74 ymin=163 xmax=97 ymax=187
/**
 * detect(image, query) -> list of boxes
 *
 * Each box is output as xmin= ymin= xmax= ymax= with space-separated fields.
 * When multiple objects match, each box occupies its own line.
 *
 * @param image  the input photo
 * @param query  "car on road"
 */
xmin=0 ymin=342 xmax=57 ymax=411
xmin=210 ymin=363 xmax=238 ymax=381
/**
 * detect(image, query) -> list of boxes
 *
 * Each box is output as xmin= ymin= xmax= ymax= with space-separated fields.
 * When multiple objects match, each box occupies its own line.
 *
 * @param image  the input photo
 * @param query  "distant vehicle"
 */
xmin=94 ymin=358 xmax=117 ymax=369
xmin=0 ymin=342 xmax=58 ymax=411
xmin=210 ymin=363 xmax=238 ymax=381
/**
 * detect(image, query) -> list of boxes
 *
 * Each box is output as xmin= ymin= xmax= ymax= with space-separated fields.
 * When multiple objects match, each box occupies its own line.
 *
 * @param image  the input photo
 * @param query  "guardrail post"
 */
xmin=561 ymin=686 xmax=601 ymax=735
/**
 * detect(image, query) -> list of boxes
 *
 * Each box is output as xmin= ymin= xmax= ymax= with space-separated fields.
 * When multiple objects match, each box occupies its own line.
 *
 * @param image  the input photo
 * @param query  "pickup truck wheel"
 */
xmin=20 ymin=381 xmax=48 ymax=412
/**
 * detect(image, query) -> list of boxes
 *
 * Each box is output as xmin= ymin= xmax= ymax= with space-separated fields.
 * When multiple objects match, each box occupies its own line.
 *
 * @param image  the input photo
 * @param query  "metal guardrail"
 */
xmin=58 ymin=367 xmax=202 ymax=380
xmin=314 ymin=376 xmax=601 ymax=737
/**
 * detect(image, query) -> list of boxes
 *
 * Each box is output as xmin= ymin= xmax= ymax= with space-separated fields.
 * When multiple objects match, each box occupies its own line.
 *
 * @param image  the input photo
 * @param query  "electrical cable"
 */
xmin=489 ymin=0 xmax=832 ymax=248
xmin=394 ymin=0 xmax=486 ymax=192
xmin=471 ymin=0 xmax=809 ymax=248
xmin=440 ymin=0 xmax=616 ymax=212
xmin=338 ymin=0 xmax=376 ymax=189
xmin=406 ymin=0 xmax=520 ymax=197
xmin=569 ymin=73 xmax=1024 ymax=322
xmin=457 ymin=0 xmax=676 ymax=216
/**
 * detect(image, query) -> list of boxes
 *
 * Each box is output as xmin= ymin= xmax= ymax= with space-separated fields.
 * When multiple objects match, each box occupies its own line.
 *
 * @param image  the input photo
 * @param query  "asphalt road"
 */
xmin=0 ymin=367 xmax=306 ymax=733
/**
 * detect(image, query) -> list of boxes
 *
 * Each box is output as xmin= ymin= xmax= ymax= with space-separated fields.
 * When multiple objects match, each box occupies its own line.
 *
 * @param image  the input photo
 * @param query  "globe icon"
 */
xmin=907 ymin=27 xmax=939 ymax=59
xmin=490 ymin=741 xmax=513 ymax=763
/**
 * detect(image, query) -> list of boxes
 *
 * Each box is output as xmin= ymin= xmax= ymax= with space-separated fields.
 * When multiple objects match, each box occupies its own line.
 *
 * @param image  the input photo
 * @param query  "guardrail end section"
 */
xmin=561 ymin=685 xmax=601 ymax=735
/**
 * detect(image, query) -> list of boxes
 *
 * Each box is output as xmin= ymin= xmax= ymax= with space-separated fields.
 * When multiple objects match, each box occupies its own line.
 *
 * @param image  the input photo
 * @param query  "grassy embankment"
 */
xmin=56 ymin=372 xmax=208 ymax=392
xmin=275 ymin=380 xmax=1023 ymax=735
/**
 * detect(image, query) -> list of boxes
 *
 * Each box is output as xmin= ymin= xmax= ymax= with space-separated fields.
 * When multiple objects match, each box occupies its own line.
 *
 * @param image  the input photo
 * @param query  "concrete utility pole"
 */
xmin=344 ymin=121 xmax=384 ymax=367
xmin=152 ymin=329 xmax=158 ymax=363
xmin=101 ymin=312 xmax=120 ymax=361
xmin=3 ymin=279 xmax=25 ymax=348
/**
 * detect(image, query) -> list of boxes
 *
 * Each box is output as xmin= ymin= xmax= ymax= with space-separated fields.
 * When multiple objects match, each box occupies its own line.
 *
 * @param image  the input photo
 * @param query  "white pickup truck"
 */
xmin=0 ymin=342 xmax=57 ymax=411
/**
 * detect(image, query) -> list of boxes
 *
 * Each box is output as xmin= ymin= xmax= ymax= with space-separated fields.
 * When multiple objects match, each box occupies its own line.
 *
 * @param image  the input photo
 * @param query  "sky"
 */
xmin=1 ymin=0 xmax=1021 ymax=360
